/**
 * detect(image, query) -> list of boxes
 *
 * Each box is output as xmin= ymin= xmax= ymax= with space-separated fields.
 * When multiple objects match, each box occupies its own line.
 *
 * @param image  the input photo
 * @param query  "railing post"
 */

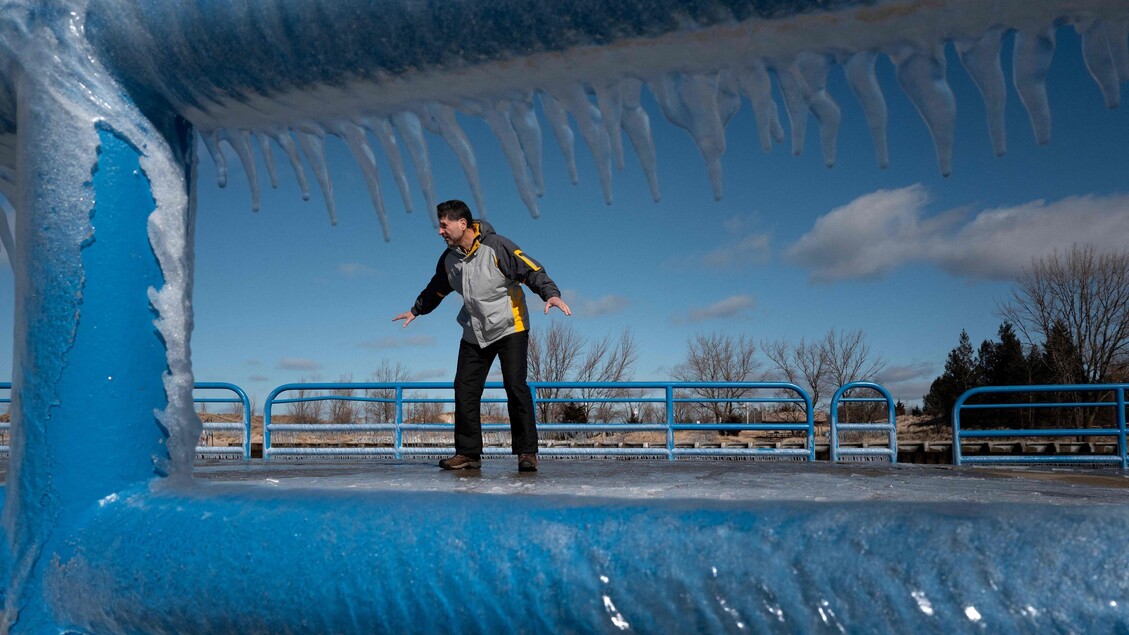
xmin=666 ymin=385 xmax=675 ymax=461
xmin=801 ymin=389 xmax=814 ymax=462
xmin=263 ymin=388 xmax=277 ymax=461
xmin=1118 ymin=387 xmax=1127 ymax=470
xmin=395 ymin=385 xmax=403 ymax=460
xmin=952 ymin=395 xmax=963 ymax=467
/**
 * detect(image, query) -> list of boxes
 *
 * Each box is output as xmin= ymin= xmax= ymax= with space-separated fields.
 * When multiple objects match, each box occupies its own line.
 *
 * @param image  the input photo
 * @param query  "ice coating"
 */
xmin=31 ymin=0 xmax=1119 ymax=238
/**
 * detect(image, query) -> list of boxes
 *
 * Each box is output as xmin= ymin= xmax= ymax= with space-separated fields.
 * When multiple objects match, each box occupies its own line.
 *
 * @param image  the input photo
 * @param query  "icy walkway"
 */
xmin=190 ymin=459 xmax=1129 ymax=506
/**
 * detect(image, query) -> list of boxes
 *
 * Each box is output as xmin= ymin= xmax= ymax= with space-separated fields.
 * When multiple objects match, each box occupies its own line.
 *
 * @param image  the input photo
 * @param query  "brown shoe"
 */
xmin=518 ymin=453 xmax=538 ymax=472
xmin=439 ymin=454 xmax=481 ymax=470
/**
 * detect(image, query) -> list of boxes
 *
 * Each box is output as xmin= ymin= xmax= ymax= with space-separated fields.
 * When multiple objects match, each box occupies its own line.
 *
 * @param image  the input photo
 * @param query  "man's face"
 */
xmin=438 ymin=217 xmax=467 ymax=246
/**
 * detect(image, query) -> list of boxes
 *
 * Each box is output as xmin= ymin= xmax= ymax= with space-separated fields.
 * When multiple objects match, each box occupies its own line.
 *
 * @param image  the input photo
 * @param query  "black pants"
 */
xmin=453 ymin=331 xmax=538 ymax=458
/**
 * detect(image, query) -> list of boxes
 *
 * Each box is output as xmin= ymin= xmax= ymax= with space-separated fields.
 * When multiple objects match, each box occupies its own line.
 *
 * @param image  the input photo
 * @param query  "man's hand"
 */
xmin=393 ymin=310 xmax=416 ymax=328
xmin=544 ymin=296 xmax=572 ymax=316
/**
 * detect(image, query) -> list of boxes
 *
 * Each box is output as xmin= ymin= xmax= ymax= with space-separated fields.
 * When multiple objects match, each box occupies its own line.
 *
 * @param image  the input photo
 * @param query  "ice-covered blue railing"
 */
xmin=194 ymin=382 xmax=252 ymax=461
xmin=263 ymin=381 xmax=815 ymax=461
xmin=829 ymin=381 xmax=897 ymax=463
xmin=953 ymin=384 xmax=1129 ymax=467
xmin=0 ymin=382 xmax=252 ymax=459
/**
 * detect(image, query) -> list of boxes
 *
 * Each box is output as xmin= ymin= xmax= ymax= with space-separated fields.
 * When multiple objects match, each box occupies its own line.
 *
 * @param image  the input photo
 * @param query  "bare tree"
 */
xmin=287 ymin=377 xmax=324 ymax=423
xmin=820 ymin=329 xmax=886 ymax=422
xmin=329 ymin=374 xmax=357 ymax=423
xmin=999 ymin=245 xmax=1129 ymax=384
xmin=575 ymin=329 xmax=639 ymax=423
xmin=671 ymin=332 xmax=761 ymax=424
xmin=821 ymin=328 xmax=886 ymax=388
xmin=762 ymin=337 xmax=828 ymax=419
xmin=528 ymin=321 xmax=585 ymax=423
xmin=365 ymin=360 xmax=412 ymax=423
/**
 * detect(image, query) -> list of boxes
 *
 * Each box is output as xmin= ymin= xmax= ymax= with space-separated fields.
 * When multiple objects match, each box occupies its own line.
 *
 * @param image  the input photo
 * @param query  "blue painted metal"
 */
xmin=829 ymin=381 xmax=897 ymax=463
xmin=0 ymin=382 xmax=9 ymax=454
xmin=32 ymin=482 xmax=1129 ymax=633
xmin=193 ymin=382 xmax=252 ymax=460
xmin=4 ymin=130 xmax=176 ymax=631
xmin=262 ymin=381 xmax=815 ymax=461
xmin=952 ymin=384 xmax=1129 ymax=467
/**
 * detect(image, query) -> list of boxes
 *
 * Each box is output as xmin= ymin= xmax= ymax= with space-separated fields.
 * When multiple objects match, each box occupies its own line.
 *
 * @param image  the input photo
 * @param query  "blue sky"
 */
xmin=1 ymin=27 xmax=1128 ymax=408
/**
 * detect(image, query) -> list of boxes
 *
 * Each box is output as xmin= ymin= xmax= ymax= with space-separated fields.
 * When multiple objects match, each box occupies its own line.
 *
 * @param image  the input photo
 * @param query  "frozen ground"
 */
xmin=187 ymin=459 xmax=1129 ymax=505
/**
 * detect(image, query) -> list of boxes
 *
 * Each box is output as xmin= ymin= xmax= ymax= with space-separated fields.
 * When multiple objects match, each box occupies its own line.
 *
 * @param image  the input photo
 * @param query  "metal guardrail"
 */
xmin=829 ymin=381 xmax=897 ymax=463
xmin=263 ymin=381 xmax=815 ymax=461
xmin=953 ymin=384 xmax=1129 ymax=468
xmin=194 ymin=382 xmax=252 ymax=460
xmin=0 ymin=381 xmax=9 ymax=455
xmin=0 ymin=381 xmax=252 ymax=460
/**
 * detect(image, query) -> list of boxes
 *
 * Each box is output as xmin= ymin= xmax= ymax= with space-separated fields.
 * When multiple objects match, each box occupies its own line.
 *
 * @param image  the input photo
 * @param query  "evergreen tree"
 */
xmin=923 ymin=330 xmax=981 ymax=423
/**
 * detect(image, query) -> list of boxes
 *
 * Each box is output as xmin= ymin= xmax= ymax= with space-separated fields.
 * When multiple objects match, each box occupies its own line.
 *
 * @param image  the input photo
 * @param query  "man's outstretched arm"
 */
xmin=491 ymin=236 xmax=570 ymax=316
xmin=394 ymin=254 xmax=453 ymax=327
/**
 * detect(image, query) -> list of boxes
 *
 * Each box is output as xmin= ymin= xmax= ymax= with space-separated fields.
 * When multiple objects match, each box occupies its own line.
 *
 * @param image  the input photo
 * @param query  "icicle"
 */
xmin=1014 ymin=26 xmax=1057 ymax=145
xmin=649 ymin=72 xmax=727 ymax=200
xmin=0 ymin=201 xmax=14 ymax=264
xmin=796 ymin=53 xmax=841 ymax=167
xmin=956 ymin=29 xmax=1008 ymax=157
xmin=1080 ymin=19 xmax=1121 ymax=109
xmin=336 ymin=121 xmax=391 ymax=241
xmin=255 ymin=132 xmax=280 ymax=189
xmin=553 ymin=84 xmax=614 ymax=205
xmin=423 ymin=102 xmax=487 ymax=217
xmin=539 ymin=92 xmax=579 ymax=186
xmin=770 ymin=60 xmax=810 ymax=157
xmin=507 ymin=96 xmax=545 ymax=197
xmin=593 ymin=81 xmax=626 ymax=170
xmin=842 ymin=52 xmax=889 ymax=168
xmin=890 ymin=43 xmax=957 ymax=177
xmin=619 ymin=78 xmax=660 ymax=202
xmin=1109 ymin=19 xmax=1129 ymax=84
xmin=363 ymin=116 xmax=414 ymax=214
xmin=734 ymin=61 xmax=785 ymax=153
xmin=294 ymin=128 xmax=338 ymax=225
xmin=390 ymin=111 xmax=437 ymax=226
xmin=463 ymin=99 xmax=540 ymax=218
xmin=269 ymin=127 xmax=311 ymax=201
xmin=200 ymin=129 xmax=227 ymax=188
xmin=220 ymin=129 xmax=261 ymax=211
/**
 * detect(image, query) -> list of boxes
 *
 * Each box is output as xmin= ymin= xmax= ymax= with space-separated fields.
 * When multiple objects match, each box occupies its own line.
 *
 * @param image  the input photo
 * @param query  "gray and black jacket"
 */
xmin=411 ymin=220 xmax=560 ymax=347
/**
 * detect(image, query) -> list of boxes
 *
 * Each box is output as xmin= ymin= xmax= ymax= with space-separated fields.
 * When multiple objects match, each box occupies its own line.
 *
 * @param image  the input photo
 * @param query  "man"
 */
xmin=393 ymin=200 xmax=571 ymax=472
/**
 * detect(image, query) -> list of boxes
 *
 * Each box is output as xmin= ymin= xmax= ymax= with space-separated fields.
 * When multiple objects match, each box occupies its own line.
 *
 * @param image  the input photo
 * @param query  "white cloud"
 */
xmin=562 ymin=289 xmax=630 ymax=317
xmin=277 ymin=358 xmax=322 ymax=371
xmin=876 ymin=362 xmax=937 ymax=405
xmin=409 ymin=368 xmax=448 ymax=381
xmin=669 ymin=214 xmax=772 ymax=270
xmin=339 ymin=262 xmax=382 ymax=277
xmin=701 ymin=232 xmax=772 ymax=268
xmin=248 ymin=374 xmax=270 ymax=382
xmin=675 ymin=294 xmax=755 ymax=324
xmin=359 ymin=335 xmax=435 ymax=350
xmin=788 ymin=186 xmax=1129 ymax=282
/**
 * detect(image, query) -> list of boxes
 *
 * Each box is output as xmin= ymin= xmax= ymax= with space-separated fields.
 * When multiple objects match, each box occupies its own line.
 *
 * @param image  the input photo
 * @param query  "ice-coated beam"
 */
xmin=5 ymin=125 xmax=180 ymax=630
xmin=37 ymin=487 xmax=1129 ymax=633
xmin=68 ymin=0 xmax=1129 ymax=233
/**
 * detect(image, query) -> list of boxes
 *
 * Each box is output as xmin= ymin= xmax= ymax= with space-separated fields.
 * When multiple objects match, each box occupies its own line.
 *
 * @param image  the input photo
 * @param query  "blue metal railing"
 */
xmin=0 ymin=381 xmax=9 ymax=455
xmin=263 ymin=381 xmax=815 ymax=461
xmin=194 ymin=382 xmax=252 ymax=460
xmin=953 ymin=384 xmax=1129 ymax=468
xmin=829 ymin=381 xmax=897 ymax=463
xmin=0 ymin=381 xmax=254 ymax=460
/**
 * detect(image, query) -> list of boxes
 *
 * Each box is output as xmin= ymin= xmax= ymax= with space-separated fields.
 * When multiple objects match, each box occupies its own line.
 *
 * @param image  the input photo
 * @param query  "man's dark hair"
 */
xmin=436 ymin=199 xmax=473 ymax=224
